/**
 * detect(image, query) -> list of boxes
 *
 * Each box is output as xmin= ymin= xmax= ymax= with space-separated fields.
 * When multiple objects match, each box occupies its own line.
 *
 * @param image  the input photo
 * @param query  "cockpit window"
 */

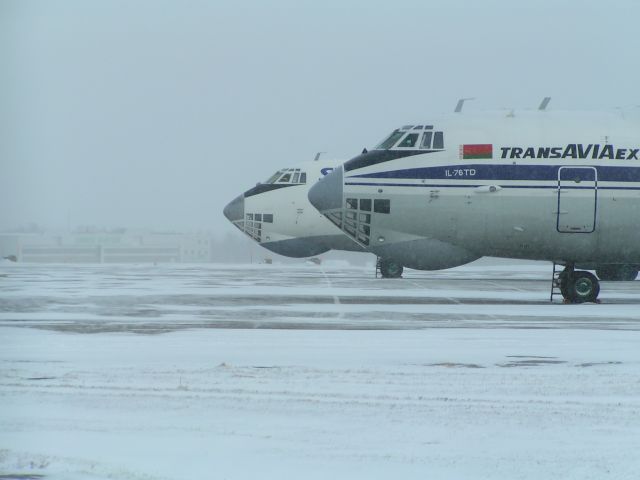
xmin=278 ymin=173 xmax=292 ymax=183
xmin=344 ymin=124 xmax=444 ymax=172
xmin=265 ymin=171 xmax=282 ymax=184
xmin=420 ymin=131 xmax=433 ymax=149
xmin=375 ymin=129 xmax=405 ymax=149
xmin=398 ymin=133 xmax=419 ymax=148
xmin=264 ymin=168 xmax=307 ymax=185
xmin=374 ymin=126 xmax=442 ymax=151
xmin=433 ymin=131 xmax=444 ymax=149
xmin=420 ymin=131 xmax=445 ymax=150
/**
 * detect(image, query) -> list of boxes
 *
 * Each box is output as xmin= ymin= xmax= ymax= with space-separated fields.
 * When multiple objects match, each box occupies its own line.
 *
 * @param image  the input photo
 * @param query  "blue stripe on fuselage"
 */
xmin=344 ymin=182 xmax=640 ymax=190
xmin=348 ymin=164 xmax=640 ymax=182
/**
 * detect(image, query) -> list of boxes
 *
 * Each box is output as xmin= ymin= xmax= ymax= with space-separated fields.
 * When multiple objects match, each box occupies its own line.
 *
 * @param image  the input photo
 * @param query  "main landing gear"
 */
xmin=551 ymin=263 xmax=600 ymax=303
xmin=376 ymin=257 xmax=404 ymax=278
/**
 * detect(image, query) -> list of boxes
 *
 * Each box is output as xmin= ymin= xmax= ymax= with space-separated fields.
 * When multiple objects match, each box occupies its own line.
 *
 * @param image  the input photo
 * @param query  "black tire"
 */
xmin=566 ymin=271 xmax=600 ymax=303
xmin=379 ymin=259 xmax=403 ymax=278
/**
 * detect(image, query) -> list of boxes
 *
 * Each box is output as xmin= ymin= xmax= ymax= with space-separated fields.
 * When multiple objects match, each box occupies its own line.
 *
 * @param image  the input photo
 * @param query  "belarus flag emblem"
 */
xmin=460 ymin=144 xmax=493 ymax=159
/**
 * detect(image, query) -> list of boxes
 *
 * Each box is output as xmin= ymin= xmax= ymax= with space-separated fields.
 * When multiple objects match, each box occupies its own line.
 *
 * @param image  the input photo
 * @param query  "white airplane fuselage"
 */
xmin=224 ymin=160 xmax=363 ymax=258
xmin=309 ymin=110 xmax=640 ymax=271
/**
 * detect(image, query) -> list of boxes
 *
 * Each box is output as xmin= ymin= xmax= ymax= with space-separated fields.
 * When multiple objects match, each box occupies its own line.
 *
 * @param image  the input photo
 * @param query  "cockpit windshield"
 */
xmin=397 ymin=133 xmax=419 ymax=148
xmin=373 ymin=125 xmax=444 ymax=151
xmin=264 ymin=168 xmax=307 ymax=185
xmin=265 ymin=171 xmax=282 ymax=184
xmin=375 ymin=130 xmax=405 ymax=150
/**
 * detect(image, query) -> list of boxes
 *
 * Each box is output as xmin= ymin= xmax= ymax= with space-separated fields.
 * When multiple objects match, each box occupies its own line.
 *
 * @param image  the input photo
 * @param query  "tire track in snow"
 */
xmin=320 ymin=266 xmax=344 ymax=319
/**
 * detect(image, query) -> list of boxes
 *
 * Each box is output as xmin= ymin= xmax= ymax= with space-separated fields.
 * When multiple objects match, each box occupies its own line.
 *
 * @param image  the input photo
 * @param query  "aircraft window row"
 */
xmin=340 ymin=197 xmax=391 ymax=245
xmin=346 ymin=198 xmax=390 ymax=215
xmin=246 ymin=213 xmax=273 ymax=223
xmin=243 ymin=211 xmax=274 ymax=242
xmin=264 ymin=169 xmax=307 ymax=185
xmin=243 ymin=215 xmax=262 ymax=242
xmin=327 ymin=198 xmax=372 ymax=246
xmin=325 ymin=206 xmax=373 ymax=246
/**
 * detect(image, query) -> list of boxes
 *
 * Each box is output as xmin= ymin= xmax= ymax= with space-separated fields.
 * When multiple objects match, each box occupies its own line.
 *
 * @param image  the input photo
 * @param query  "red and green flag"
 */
xmin=461 ymin=144 xmax=493 ymax=159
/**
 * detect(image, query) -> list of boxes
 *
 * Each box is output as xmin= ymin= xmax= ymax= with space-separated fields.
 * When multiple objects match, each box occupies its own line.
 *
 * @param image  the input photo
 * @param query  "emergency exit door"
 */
xmin=556 ymin=167 xmax=597 ymax=233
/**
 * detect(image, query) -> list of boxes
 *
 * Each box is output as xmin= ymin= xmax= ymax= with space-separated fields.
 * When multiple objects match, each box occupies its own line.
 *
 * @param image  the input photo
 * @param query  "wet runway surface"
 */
xmin=1 ymin=262 xmax=639 ymax=332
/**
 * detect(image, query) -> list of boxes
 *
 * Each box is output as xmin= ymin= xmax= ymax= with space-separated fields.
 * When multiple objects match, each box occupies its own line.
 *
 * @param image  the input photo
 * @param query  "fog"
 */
xmin=1 ymin=0 xmax=638 ymax=236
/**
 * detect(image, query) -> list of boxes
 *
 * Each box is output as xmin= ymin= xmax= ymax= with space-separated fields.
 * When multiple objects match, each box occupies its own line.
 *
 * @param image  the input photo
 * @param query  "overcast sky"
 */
xmin=1 ymin=0 xmax=638 ymax=236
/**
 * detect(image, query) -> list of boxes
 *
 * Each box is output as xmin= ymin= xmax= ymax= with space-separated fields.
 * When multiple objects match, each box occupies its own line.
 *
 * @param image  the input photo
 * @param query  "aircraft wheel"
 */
xmin=566 ymin=271 xmax=600 ymax=303
xmin=379 ymin=259 xmax=403 ymax=278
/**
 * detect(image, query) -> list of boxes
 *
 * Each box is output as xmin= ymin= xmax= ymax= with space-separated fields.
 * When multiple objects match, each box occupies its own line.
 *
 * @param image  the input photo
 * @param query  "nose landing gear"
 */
xmin=552 ymin=263 xmax=601 ymax=303
xmin=376 ymin=257 xmax=404 ymax=278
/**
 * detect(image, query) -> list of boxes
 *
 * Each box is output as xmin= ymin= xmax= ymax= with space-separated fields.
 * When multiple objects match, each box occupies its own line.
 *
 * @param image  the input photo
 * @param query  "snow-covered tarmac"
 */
xmin=1 ymin=262 xmax=639 ymax=479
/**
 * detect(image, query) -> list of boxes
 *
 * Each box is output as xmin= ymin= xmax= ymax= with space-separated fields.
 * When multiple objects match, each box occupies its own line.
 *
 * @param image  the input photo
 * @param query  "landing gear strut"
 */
xmin=376 ymin=257 xmax=404 ymax=278
xmin=552 ymin=263 xmax=600 ymax=303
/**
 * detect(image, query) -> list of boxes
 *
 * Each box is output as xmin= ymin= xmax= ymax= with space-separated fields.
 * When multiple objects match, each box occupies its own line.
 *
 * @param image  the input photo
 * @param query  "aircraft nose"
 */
xmin=223 ymin=194 xmax=244 ymax=222
xmin=308 ymin=166 xmax=343 ymax=213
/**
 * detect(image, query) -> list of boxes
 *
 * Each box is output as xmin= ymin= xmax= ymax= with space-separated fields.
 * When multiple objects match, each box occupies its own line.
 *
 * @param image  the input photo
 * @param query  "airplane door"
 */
xmin=556 ymin=166 xmax=597 ymax=233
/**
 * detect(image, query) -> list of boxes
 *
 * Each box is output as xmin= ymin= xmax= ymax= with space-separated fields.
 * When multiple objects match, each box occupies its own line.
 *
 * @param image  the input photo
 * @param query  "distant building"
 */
xmin=0 ymin=230 xmax=213 ymax=264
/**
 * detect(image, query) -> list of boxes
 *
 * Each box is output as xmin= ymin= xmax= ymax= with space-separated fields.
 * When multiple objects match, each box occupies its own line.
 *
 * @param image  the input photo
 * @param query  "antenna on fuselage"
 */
xmin=538 ymin=97 xmax=551 ymax=111
xmin=314 ymin=152 xmax=326 ymax=161
xmin=454 ymin=97 xmax=475 ymax=113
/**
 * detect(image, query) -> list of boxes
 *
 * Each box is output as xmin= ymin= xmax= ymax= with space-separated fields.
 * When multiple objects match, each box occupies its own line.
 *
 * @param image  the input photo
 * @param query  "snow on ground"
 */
xmin=1 ymin=262 xmax=639 ymax=332
xmin=1 ymin=262 xmax=640 ymax=479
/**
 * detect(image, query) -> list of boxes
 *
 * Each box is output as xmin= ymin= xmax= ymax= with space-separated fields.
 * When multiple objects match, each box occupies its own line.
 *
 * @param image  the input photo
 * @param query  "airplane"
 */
xmin=308 ymin=107 xmax=640 ymax=303
xmin=223 ymin=159 xmax=363 ymax=259
xmin=222 ymin=158 xmax=459 ymax=277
